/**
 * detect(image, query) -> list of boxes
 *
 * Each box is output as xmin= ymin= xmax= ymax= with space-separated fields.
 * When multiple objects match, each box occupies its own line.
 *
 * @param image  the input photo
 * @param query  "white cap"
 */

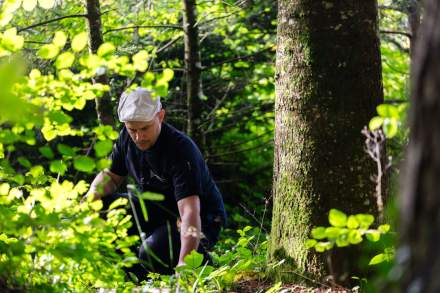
xmin=117 ymin=87 xmax=161 ymax=122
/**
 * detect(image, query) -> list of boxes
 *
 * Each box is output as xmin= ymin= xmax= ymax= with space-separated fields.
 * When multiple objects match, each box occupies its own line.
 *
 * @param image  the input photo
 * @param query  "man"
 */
xmin=87 ymin=87 xmax=226 ymax=278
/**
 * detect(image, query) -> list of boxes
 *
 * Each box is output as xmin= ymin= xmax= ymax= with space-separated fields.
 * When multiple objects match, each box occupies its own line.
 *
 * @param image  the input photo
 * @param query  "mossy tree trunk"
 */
xmin=270 ymin=0 xmax=383 ymax=283
xmin=401 ymin=0 xmax=440 ymax=291
xmin=86 ymin=0 xmax=115 ymax=127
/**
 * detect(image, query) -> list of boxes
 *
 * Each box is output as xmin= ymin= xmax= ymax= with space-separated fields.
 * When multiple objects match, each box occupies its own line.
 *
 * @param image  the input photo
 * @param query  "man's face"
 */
xmin=125 ymin=110 xmax=165 ymax=151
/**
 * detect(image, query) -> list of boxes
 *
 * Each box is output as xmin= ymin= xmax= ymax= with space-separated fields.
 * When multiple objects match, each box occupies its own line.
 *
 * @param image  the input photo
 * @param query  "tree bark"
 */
xmin=270 ymin=0 xmax=383 ymax=283
xmin=182 ymin=0 xmax=204 ymax=148
xmin=86 ymin=0 xmax=115 ymax=127
xmin=401 ymin=0 xmax=440 ymax=292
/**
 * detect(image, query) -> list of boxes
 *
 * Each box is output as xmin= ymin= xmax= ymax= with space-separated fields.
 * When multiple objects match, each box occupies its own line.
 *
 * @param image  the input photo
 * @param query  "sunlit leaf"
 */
xmin=97 ymin=42 xmax=115 ymax=57
xmin=365 ymin=230 xmax=381 ymax=242
xmin=378 ymin=224 xmax=391 ymax=233
xmin=305 ymin=239 xmax=317 ymax=249
xmin=311 ymin=226 xmax=326 ymax=240
xmin=347 ymin=215 xmax=359 ymax=229
xmin=22 ymin=0 xmax=37 ymax=11
xmin=132 ymin=50 xmax=149 ymax=71
xmin=369 ymin=116 xmax=383 ymax=131
xmin=328 ymin=209 xmax=347 ymax=227
xmin=355 ymin=214 xmax=375 ymax=229
xmin=53 ymin=31 xmax=67 ymax=48
xmin=1 ymin=28 xmax=24 ymax=52
xmin=71 ymin=32 xmax=88 ymax=52
xmin=55 ymin=52 xmax=75 ymax=69
xmin=38 ymin=44 xmax=59 ymax=59
xmin=348 ymin=230 xmax=363 ymax=244
xmin=369 ymin=253 xmax=387 ymax=265
xmin=383 ymin=118 xmax=398 ymax=138
xmin=38 ymin=0 xmax=54 ymax=9
xmin=138 ymin=191 xmax=164 ymax=201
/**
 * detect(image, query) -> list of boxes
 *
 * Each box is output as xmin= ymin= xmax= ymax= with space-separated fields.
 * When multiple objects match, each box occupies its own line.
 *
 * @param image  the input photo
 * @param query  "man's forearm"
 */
xmin=178 ymin=212 xmax=201 ymax=265
xmin=87 ymin=170 xmax=118 ymax=200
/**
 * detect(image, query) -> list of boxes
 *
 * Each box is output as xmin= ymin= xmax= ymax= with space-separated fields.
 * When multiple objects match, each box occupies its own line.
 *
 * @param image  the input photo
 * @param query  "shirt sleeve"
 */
xmin=171 ymin=145 xmax=203 ymax=201
xmin=109 ymin=133 xmax=128 ymax=177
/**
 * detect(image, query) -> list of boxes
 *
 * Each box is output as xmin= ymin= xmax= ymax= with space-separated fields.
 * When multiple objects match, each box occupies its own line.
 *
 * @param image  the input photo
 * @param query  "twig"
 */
xmin=380 ymin=30 xmax=412 ymax=39
xmin=103 ymin=24 xmax=182 ymax=35
xmin=17 ymin=14 xmax=88 ymax=33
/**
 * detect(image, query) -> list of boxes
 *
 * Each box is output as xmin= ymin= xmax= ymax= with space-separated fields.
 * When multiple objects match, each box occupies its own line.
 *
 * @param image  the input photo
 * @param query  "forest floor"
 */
xmin=229 ymin=279 xmax=351 ymax=293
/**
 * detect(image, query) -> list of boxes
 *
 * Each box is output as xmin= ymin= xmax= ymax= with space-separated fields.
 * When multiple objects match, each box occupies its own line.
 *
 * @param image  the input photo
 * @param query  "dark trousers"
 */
xmin=102 ymin=194 xmax=217 ymax=280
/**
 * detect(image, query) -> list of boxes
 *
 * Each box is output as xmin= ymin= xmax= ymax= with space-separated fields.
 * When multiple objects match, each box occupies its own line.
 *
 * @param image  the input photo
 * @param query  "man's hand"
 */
xmin=177 ymin=195 xmax=201 ymax=266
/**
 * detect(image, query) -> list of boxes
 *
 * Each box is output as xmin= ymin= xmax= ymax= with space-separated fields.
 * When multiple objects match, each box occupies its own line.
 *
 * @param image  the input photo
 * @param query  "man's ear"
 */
xmin=158 ymin=109 xmax=165 ymax=123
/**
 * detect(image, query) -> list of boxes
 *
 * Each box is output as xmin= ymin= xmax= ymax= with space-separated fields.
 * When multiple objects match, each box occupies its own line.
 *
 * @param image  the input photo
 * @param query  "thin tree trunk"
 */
xmin=86 ymin=0 xmax=115 ymax=127
xmin=182 ymin=0 xmax=204 ymax=148
xmin=270 ymin=0 xmax=383 ymax=283
xmin=408 ymin=0 xmax=421 ymax=58
xmin=401 ymin=0 xmax=440 ymax=291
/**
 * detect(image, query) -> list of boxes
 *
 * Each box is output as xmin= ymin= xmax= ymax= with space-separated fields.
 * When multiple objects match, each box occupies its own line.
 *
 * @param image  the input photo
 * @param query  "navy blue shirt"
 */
xmin=109 ymin=122 xmax=226 ymax=231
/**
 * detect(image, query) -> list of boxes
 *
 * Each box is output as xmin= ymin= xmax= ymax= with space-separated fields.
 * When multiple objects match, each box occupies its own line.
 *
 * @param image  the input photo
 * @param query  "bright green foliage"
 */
xmin=143 ymin=226 xmax=270 ymax=292
xmin=306 ymin=209 xmax=393 ymax=266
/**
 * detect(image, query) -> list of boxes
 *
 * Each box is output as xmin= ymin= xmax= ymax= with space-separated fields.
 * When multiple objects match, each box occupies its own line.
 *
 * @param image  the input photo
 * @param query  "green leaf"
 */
xmin=108 ymin=197 xmax=128 ymax=210
xmin=94 ymin=140 xmax=113 ymax=157
xmin=18 ymin=157 xmax=31 ymax=168
xmin=53 ymin=31 xmax=67 ymax=48
xmin=154 ymin=82 xmax=168 ymax=97
xmin=377 ymin=104 xmax=399 ymax=119
xmin=138 ymin=191 xmax=165 ymax=201
xmin=378 ymin=224 xmax=391 ymax=233
xmin=71 ymin=32 xmax=88 ymax=52
xmin=355 ymin=214 xmax=375 ymax=229
xmin=160 ymin=69 xmax=174 ymax=83
xmin=383 ymin=118 xmax=398 ymax=138
xmin=368 ymin=253 xmax=386 ymax=265
xmin=305 ymin=239 xmax=317 ymax=249
xmin=184 ymin=250 xmax=203 ymax=269
xmin=348 ymin=230 xmax=363 ymax=244
xmin=347 ymin=215 xmax=359 ymax=229
xmin=96 ymin=158 xmax=111 ymax=170
xmin=48 ymin=110 xmax=72 ymax=124
xmin=49 ymin=160 xmax=67 ymax=175
xmin=311 ymin=227 xmax=326 ymax=240
xmin=132 ymin=50 xmax=149 ymax=72
xmin=138 ymin=198 xmax=149 ymax=222
xmin=1 ymin=28 xmax=24 ymax=52
xmin=335 ymin=235 xmax=349 ymax=247
xmin=369 ymin=116 xmax=383 ymax=131
xmin=38 ymin=0 xmax=55 ymax=9
xmin=365 ymin=230 xmax=381 ymax=242
xmin=325 ymin=227 xmax=340 ymax=239
xmin=38 ymin=146 xmax=54 ymax=159
xmin=23 ymin=0 xmax=38 ymax=11
xmin=142 ymin=72 xmax=155 ymax=87
xmin=73 ymin=156 xmax=95 ymax=173
xmin=38 ymin=44 xmax=59 ymax=59
xmin=57 ymin=143 xmax=76 ymax=157
xmin=329 ymin=209 xmax=347 ymax=227
xmin=97 ymin=42 xmax=115 ymax=57
xmin=0 ymin=183 xmax=10 ymax=195
xmin=315 ymin=242 xmax=333 ymax=252
xmin=55 ymin=52 xmax=75 ymax=69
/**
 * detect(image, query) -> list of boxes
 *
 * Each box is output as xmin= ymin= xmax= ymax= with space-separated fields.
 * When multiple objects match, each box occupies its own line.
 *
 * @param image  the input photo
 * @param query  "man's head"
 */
xmin=118 ymin=87 xmax=165 ymax=151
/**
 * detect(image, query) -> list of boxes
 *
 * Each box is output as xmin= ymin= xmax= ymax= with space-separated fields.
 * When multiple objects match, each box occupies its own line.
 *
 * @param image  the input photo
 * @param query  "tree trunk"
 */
xmin=408 ymin=0 xmax=421 ymax=58
xmin=86 ymin=0 xmax=115 ymax=127
xmin=401 ymin=0 xmax=440 ymax=291
xmin=182 ymin=0 xmax=204 ymax=148
xmin=270 ymin=0 xmax=383 ymax=283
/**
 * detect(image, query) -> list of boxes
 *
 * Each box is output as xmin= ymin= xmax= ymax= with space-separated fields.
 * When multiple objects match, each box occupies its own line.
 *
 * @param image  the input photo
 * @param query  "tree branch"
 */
xmin=17 ymin=14 xmax=88 ymax=33
xmin=202 ymin=46 xmax=273 ymax=70
xmin=380 ymin=30 xmax=412 ymax=39
xmin=103 ymin=24 xmax=182 ymax=35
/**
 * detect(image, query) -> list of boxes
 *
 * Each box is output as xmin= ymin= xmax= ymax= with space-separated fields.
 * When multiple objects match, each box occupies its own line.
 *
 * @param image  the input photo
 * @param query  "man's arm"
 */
xmin=177 ymin=195 xmax=201 ymax=266
xmin=86 ymin=170 xmax=125 ymax=200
